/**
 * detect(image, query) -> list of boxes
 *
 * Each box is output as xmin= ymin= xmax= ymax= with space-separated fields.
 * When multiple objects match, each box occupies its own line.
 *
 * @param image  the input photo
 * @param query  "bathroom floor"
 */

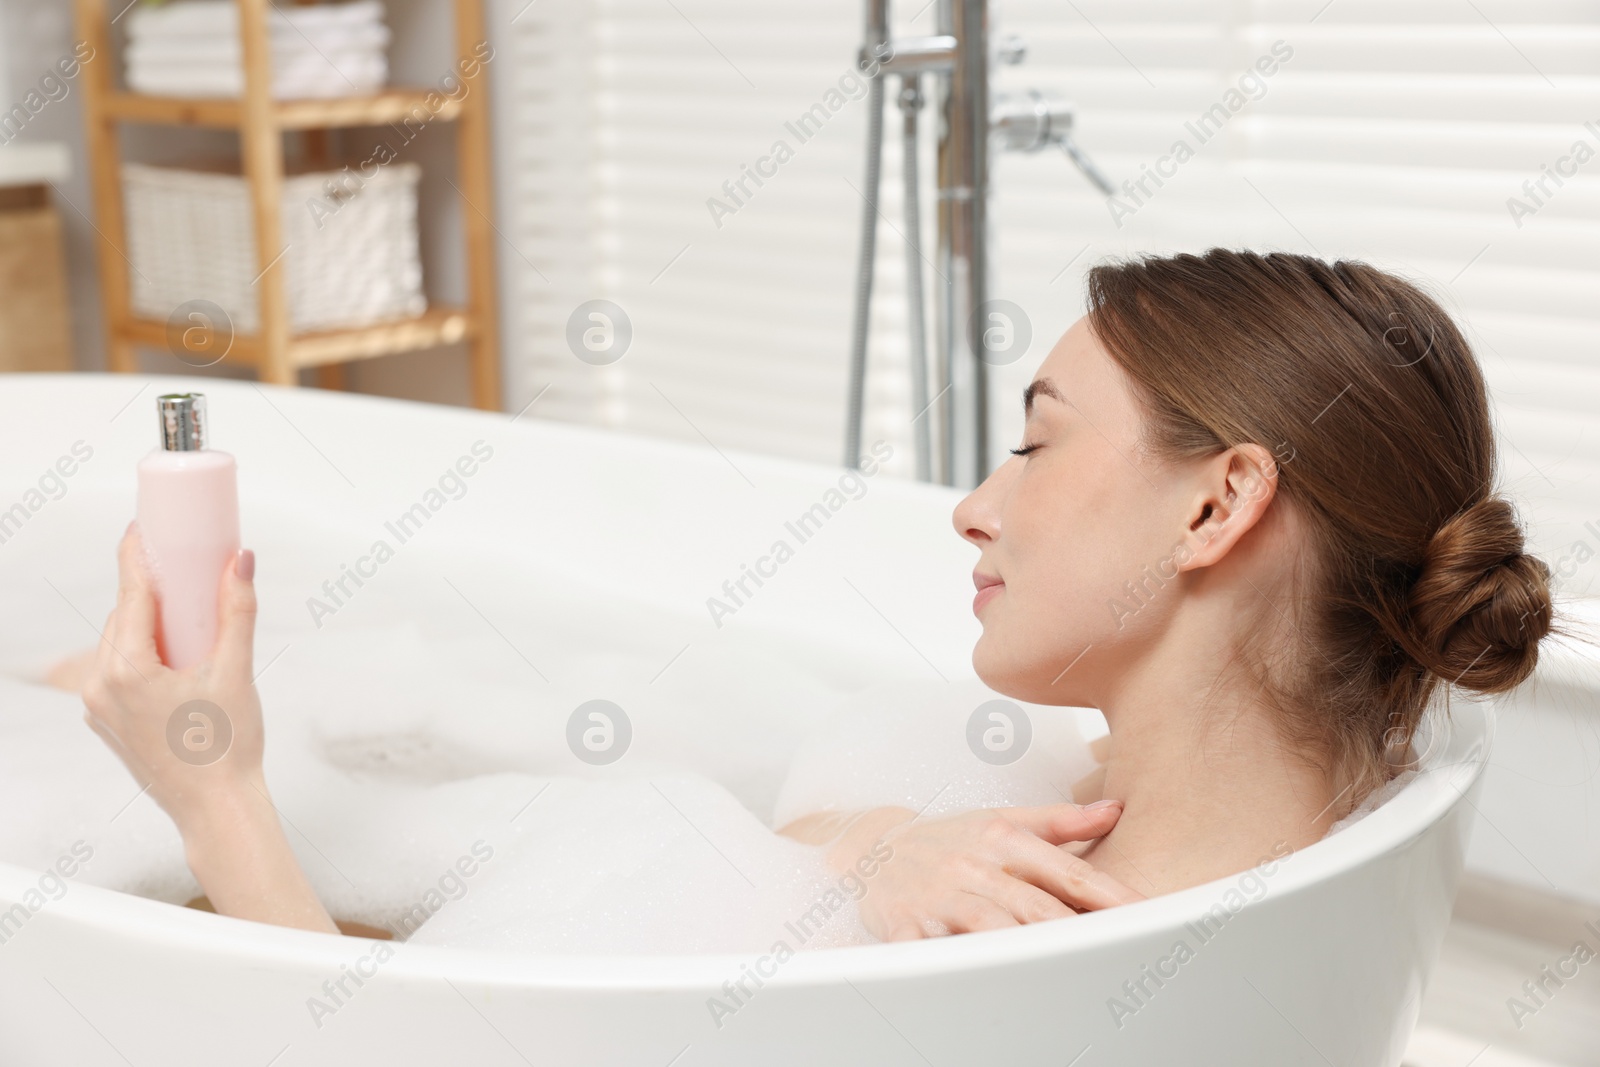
xmin=1404 ymin=909 xmax=1600 ymax=1067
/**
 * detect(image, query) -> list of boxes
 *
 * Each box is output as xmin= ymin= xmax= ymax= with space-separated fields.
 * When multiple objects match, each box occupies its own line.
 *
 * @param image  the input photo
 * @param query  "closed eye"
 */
xmin=1010 ymin=442 xmax=1042 ymax=457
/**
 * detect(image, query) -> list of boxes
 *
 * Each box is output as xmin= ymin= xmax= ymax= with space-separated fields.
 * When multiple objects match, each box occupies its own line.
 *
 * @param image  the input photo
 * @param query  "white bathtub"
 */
xmin=0 ymin=374 xmax=1485 ymax=1066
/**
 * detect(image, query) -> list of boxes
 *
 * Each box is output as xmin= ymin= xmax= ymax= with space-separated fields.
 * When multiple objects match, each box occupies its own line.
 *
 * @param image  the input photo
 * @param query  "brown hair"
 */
xmin=1085 ymin=248 xmax=1566 ymax=803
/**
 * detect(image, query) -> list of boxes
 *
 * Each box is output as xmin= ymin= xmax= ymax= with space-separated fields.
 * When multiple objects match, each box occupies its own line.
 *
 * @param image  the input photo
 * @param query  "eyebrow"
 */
xmin=1022 ymin=378 xmax=1065 ymax=415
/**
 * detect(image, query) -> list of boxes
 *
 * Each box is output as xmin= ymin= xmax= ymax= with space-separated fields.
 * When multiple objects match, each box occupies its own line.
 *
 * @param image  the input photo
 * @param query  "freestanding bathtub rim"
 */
xmin=0 ymin=700 xmax=1489 ymax=992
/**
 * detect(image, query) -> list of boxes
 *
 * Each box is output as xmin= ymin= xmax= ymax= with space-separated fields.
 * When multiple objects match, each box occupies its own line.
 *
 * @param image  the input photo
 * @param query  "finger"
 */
xmin=111 ymin=523 xmax=162 ymax=669
xmin=940 ymin=893 xmax=1019 ymax=935
xmin=1002 ymin=800 xmax=1123 ymax=845
xmin=211 ymin=549 xmax=257 ymax=680
xmin=978 ymin=874 xmax=1076 ymax=925
xmin=1002 ymin=832 xmax=1146 ymax=910
xmin=94 ymin=607 xmax=118 ymax=673
xmin=884 ymin=921 xmax=926 ymax=942
xmin=93 ymin=605 xmax=143 ymax=697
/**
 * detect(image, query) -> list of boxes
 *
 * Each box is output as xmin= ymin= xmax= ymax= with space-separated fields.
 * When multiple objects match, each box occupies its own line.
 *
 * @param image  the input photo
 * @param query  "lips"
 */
xmin=972 ymin=570 xmax=1004 ymax=616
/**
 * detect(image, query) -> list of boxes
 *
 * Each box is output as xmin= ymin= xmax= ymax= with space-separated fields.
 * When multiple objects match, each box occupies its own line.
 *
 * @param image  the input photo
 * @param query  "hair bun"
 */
xmin=1404 ymin=497 xmax=1553 ymax=693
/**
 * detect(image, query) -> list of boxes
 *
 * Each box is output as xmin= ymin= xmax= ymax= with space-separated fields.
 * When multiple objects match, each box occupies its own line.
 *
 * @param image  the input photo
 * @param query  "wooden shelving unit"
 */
xmin=73 ymin=0 xmax=501 ymax=410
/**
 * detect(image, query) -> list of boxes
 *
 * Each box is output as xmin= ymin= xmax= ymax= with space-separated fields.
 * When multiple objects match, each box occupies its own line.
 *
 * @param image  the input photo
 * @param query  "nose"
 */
xmin=952 ymin=458 xmax=1014 ymax=547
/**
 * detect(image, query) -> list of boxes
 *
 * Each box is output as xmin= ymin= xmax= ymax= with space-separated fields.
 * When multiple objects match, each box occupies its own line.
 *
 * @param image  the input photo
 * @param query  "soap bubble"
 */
xmin=966 ymin=698 xmax=1031 ymax=765
xmin=166 ymin=699 xmax=232 ymax=766
xmin=567 ymin=699 xmax=631 ymax=765
xmin=972 ymin=299 xmax=1032 ymax=366
xmin=566 ymin=300 xmax=632 ymax=366
xmin=165 ymin=300 xmax=233 ymax=368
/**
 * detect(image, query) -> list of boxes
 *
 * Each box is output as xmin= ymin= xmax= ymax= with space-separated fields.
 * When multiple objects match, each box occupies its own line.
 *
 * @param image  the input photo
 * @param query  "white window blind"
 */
xmin=495 ymin=0 xmax=1600 ymax=594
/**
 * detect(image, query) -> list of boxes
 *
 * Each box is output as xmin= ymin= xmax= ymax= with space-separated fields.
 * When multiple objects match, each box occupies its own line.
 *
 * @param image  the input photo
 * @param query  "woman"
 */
xmin=78 ymin=249 xmax=1563 ymax=942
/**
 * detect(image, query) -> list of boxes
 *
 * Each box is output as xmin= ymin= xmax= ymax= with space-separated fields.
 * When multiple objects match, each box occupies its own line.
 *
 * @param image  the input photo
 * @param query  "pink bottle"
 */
xmin=136 ymin=393 xmax=240 ymax=670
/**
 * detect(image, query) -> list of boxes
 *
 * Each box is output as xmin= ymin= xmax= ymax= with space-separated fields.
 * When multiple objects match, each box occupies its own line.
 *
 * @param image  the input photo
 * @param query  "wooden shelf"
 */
xmin=293 ymin=307 xmax=473 ymax=367
xmin=102 ymin=88 xmax=464 ymax=130
xmin=75 ymin=0 xmax=501 ymax=409
xmin=115 ymin=306 xmax=473 ymax=370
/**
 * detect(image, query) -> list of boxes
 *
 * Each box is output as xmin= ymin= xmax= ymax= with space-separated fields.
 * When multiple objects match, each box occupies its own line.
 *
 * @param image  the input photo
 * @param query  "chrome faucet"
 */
xmin=843 ymin=0 xmax=1112 ymax=488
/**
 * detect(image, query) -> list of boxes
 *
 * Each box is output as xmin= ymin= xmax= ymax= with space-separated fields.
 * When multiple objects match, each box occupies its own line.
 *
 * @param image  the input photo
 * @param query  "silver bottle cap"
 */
xmin=157 ymin=393 xmax=208 ymax=452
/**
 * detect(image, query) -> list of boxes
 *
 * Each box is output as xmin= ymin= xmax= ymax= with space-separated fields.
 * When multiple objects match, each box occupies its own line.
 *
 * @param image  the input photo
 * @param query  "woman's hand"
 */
xmin=816 ymin=801 xmax=1143 ymax=941
xmin=82 ymin=523 xmax=265 ymax=829
xmin=82 ymin=523 xmax=337 ymax=935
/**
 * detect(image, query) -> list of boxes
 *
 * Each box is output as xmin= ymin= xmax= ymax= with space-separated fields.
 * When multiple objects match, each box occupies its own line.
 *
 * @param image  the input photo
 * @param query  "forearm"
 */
xmin=180 ymin=778 xmax=339 ymax=935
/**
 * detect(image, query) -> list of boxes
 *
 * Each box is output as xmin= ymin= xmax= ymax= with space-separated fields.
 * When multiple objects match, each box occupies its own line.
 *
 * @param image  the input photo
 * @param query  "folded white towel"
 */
xmin=129 ymin=52 xmax=386 ymax=76
xmin=126 ymin=0 xmax=386 ymax=42
xmin=126 ymin=75 xmax=386 ymax=101
xmin=128 ymin=51 xmax=388 ymax=80
xmin=127 ymin=56 xmax=387 ymax=100
xmin=125 ymin=25 xmax=390 ymax=66
xmin=123 ymin=0 xmax=389 ymax=100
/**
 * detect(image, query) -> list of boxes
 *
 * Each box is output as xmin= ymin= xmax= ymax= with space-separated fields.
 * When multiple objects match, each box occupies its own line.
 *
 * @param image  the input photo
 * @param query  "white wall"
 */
xmin=1 ymin=1 xmax=100 ymax=367
xmin=0 ymin=1 xmax=10 ymax=103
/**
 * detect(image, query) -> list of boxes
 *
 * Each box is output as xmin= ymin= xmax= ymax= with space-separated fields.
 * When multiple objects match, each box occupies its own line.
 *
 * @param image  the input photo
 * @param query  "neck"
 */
xmin=1080 ymin=612 xmax=1342 ymax=898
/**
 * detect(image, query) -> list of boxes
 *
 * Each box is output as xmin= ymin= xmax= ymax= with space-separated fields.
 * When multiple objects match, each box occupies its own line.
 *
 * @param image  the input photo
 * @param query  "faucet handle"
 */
xmin=991 ymin=89 xmax=1114 ymax=195
xmin=1058 ymin=135 xmax=1115 ymax=196
xmin=996 ymin=34 xmax=1027 ymax=66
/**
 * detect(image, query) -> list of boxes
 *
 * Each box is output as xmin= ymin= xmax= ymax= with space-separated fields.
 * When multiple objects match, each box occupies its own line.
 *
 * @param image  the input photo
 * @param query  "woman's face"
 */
xmin=952 ymin=316 xmax=1200 ymax=707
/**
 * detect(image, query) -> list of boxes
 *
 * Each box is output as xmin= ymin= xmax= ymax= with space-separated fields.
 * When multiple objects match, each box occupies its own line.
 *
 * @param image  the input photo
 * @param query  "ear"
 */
xmin=1173 ymin=443 xmax=1280 ymax=572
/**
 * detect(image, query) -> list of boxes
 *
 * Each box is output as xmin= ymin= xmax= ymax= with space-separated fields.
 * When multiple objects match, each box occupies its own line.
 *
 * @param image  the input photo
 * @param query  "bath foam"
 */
xmin=243 ymin=617 xmax=875 ymax=948
xmin=233 ymin=619 xmax=1088 ymax=949
xmin=257 ymin=768 xmax=561 ymax=932
xmin=0 ymin=584 xmax=1107 ymax=953
xmin=0 ymin=494 xmax=130 ymax=684
xmin=0 ymin=676 xmax=531 ymax=930
xmin=0 ymin=497 xmax=882 ymax=947
xmin=247 ymin=520 xmax=853 ymax=824
xmin=407 ymin=775 xmax=870 ymax=954
xmin=239 ymin=623 xmax=853 ymax=938
xmin=0 ymin=662 xmax=854 ymax=946
xmin=251 ymin=612 xmax=845 ymax=820
xmin=0 ymin=676 xmax=195 ymax=905
xmin=771 ymin=676 xmax=1104 ymax=829
xmin=0 ymin=678 xmax=866 ymax=952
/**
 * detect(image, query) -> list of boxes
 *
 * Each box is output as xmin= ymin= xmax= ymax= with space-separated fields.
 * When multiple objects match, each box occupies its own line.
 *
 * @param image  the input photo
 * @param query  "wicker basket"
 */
xmin=123 ymin=161 xmax=427 ymax=335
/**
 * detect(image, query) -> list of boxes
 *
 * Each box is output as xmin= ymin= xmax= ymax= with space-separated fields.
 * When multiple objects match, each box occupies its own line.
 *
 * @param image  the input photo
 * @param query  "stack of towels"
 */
xmin=124 ymin=0 xmax=389 ymax=99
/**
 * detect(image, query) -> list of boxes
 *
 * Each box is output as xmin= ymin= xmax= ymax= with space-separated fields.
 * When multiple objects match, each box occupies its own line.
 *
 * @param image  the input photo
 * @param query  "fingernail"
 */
xmin=1084 ymin=798 xmax=1122 ymax=811
xmin=236 ymin=548 xmax=255 ymax=581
